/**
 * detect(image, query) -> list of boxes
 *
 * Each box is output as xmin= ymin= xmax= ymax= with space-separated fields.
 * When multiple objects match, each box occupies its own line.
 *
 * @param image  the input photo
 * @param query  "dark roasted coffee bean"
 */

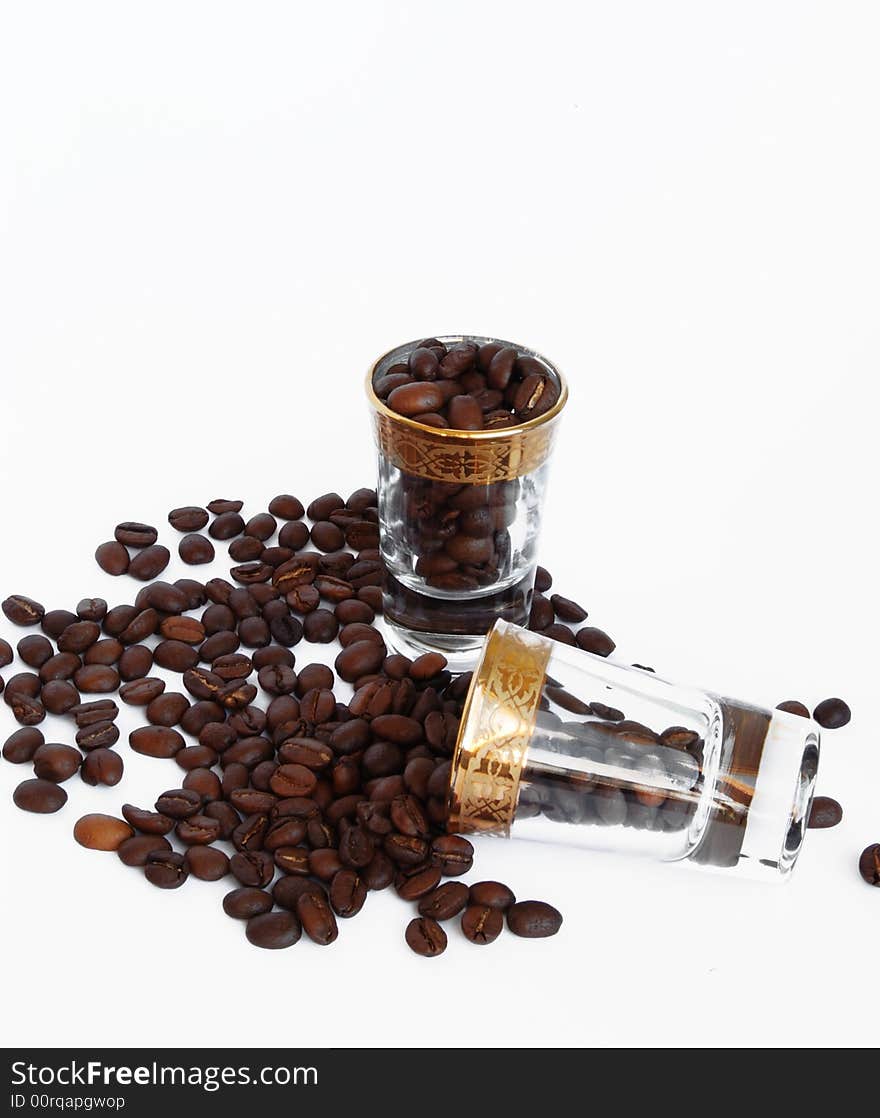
xmin=117 ymin=834 xmax=172 ymax=866
xmin=169 ymin=506 xmax=209 ymax=532
xmin=303 ymin=609 xmax=338 ymax=643
xmin=858 ymin=843 xmax=880 ymax=886
xmin=40 ymin=680 xmax=80 ymax=715
xmin=396 ymin=865 xmax=442 ymax=900
xmin=807 ymin=796 xmax=843 ymax=829
xmin=41 ymin=609 xmax=79 ymax=639
xmin=120 ymin=677 xmax=165 ymax=705
xmin=268 ymin=494 xmax=305 ymax=520
xmin=3 ymin=595 xmax=45 ymax=626
xmin=430 ymin=834 xmax=473 ymax=876
xmin=33 ymin=743 xmax=81 ymax=782
xmin=115 ymin=521 xmax=158 ymax=547
xmin=155 ymin=787 xmax=202 ymax=819
xmin=417 ymin=881 xmax=469 ymax=920
xmin=95 ymin=540 xmax=131 ymax=575
xmin=273 ymin=875 xmax=325 ymax=912
xmin=84 ymin=638 xmax=124 ymax=666
xmin=128 ymin=545 xmax=170 ymax=581
xmin=73 ymin=813 xmax=134 ymax=850
xmin=9 ymin=694 xmax=46 ymax=726
xmin=405 ymin=916 xmax=447 ymax=957
xmin=72 ymin=699 xmax=118 ymax=728
xmin=461 ymin=904 xmax=503 ymax=945
xmin=121 ymin=803 xmax=174 ymax=835
xmin=535 ymin=565 xmax=552 ymax=592
xmin=130 ymin=726 xmax=185 ymax=759
xmin=229 ymin=536 xmax=265 ymax=562
xmin=17 ymin=634 xmax=54 ymax=668
xmin=209 ymin=511 xmax=246 ymax=540
xmin=38 ymin=654 xmax=79 ymax=683
xmin=329 ymin=869 xmax=367 ymax=917
xmin=529 ymin=594 xmax=554 ymax=630
xmin=776 ymin=700 xmax=811 ymax=718
xmin=147 ymin=692 xmax=190 ymax=727
xmin=551 ymin=594 xmax=588 ymax=623
xmin=338 ymin=825 xmax=374 ymax=868
xmin=14 ymin=777 xmax=67 ymax=813
xmin=246 ymin=910 xmax=301 ymax=949
xmin=178 ymin=534 xmax=215 ymax=565
xmin=384 ymin=833 xmax=429 ymax=866
xmin=230 ymin=850 xmax=274 ymax=888
xmin=278 ymin=521 xmax=310 ymax=551
xmin=0 ymin=638 xmax=13 ymax=667
xmin=118 ymin=645 xmax=154 ymax=680
xmin=76 ymin=721 xmax=120 ymax=750
xmin=76 ymin=597 xmax=107 ymax=622
xmin=507 ymin=900 xmax=563 ymax=938
xmin=296 ymin=890 xmax=338 ymax=945
xmin=239 ymin=616 xmax=272 ymax=647
xmin=3 ymin=727 xmax=44 ymax=764
xmin=80 ymin=748 xmax=124 ymax=787
xmin=144 ymin=850 xmax=188 ymax=888
xmin=274 ymin=845 xmax=311 ymax=875
xmin=74 ymin=665 xmax=120 ymax=693
xmin=176 ymin=813 xmax=222 ymax=845
xmin=335 ymin=640 xmax=385 ymax=683
xmin=812 ymin=697 xmax=851 ymax=729
xmin=224 ymin=887 xmax=273 ymax=919
xmin=208 ymin=498 xmax=243 ymax=515
xmin=575 ymin=627 xmax=616 ymax=656
xmin=465 ymin=887 xmax=518 ymax=925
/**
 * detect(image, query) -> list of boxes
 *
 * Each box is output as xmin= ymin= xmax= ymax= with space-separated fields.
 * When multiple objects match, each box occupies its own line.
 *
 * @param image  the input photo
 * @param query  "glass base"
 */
xmin=380 ymin=617 xmax=488 ymax=672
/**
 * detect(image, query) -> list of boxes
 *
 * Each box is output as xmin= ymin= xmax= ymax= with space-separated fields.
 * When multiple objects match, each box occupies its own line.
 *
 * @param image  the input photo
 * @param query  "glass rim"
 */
xmin=365 ymin=334 xmax=569 ymax=443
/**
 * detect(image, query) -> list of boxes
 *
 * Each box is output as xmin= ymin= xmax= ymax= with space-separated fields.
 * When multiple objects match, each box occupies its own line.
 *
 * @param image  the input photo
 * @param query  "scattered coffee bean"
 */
xmin=812 ymin=697 xmax=851 ymax=729
xmin=776 ymin=700 xmax=811 ymax=718
xmin=807 ymin=796 xmax=843 ymax=829
xmin=73 ymin=813 xmax=134 ymax=851
xmin=169 ymin=506 xmax=210 ymax=532
xmin=179 ymin=534 xmax=215 ymax=565
xmin=405 ymin=916 xmax=447 ymax=957
xmin=144 ymin=850 xmax=188 ymax=888
xmin=13 ymin=778 xmax=67 ymax=813
xmin=469 ymin=881 xmax=516 ymax=910
xmin=507 ymin=900 xmax=563 ymax=938
xmin=3 ymin=595 xmax=45 ymax=626
xmin=858 ymin=843 xmax=880 ymax=886
xmin=461 ymin=904 xmax=503 ymax=944
xmin=95 ymin=542 xmax=130 ymax=576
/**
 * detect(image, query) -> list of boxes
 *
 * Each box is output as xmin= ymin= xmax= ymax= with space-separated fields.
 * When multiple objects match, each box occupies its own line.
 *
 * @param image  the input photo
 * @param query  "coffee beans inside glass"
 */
xmin=367 ymin=335 xmax=567 ymax=668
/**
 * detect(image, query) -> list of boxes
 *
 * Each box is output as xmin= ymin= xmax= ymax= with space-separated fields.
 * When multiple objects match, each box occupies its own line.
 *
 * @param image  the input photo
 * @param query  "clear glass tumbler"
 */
xmin=448 ymin=621 xmax=820 ymax=879
xmin=366 ymin=335 xmax=568 ymax=668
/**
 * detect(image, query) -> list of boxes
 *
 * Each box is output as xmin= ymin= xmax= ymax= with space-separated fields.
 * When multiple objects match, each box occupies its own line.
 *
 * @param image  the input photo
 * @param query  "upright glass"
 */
xmin=367 ymin=335 xmax=568 ymax=668
xmin=448 ymin=621 xmax=820 ymax=879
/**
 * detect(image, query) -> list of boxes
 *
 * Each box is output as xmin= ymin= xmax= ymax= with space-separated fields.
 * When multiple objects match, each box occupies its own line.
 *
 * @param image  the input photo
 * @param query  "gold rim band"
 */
xmin=447 ymin=621 xmax=552 ymax=836
xmin=365 ymin=336 xmax=568 ymax=485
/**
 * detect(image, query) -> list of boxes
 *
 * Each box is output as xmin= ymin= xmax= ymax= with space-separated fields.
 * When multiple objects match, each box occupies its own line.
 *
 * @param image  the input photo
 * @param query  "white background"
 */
xmin=1 ymin=1 xmax=878 ymax=1049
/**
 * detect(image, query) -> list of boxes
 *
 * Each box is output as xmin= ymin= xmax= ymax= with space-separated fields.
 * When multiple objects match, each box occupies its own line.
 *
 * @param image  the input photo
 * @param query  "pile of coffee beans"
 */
xmin=1 ymin=492 xmax=563 ymax=955
xmin=0 ymin=487 xmax=865 ymax=961
xmin=375 ymin=338 xmax=562 ymax=430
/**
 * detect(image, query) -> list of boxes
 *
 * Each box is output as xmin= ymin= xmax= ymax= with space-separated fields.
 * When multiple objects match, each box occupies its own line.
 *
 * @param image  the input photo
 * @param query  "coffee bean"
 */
xmin=119 ymin=645 xmax=155 ymax=680
xmin=155 ymin=787 xmax=202 ymax=819
xmin=469 ymin=881 xmax=516 ymax=910
xmin=574 ymin=627 xmax=616 ymax=657
xmin=121 ymin=804 xmax=175 ymax=835
xmin=858 ymin=843 xmax=880 ymax=886
xmin=84 ymin=638 xmax=124 ymax=666
xmin=0 ymin=638 xmax=13 ymax=667
xmin=76 ymin=721 xmax=120 ymax=750
xmin=144 ymin=850 xmax=188 ymax=889
xmin=120 ymin=677 xmax=166 ymax=705
xmin=208 ymin=498 xmax=244 ymax=515
xmin=17 ymin=635 xmax=54 ymax=668
xmin=296 ymin=890 xmax=338 ymax=945
xmin=224 ymin=887 xmax=273 ymax=919
xmin=72 ymin=699 xmax=118 ymax=728
xmin=812 ymin=697 xmax=851 ymax=729
xmin=776 ymin=700 xmax=811 ymax=718
xmin=147 ymin=692 xmax=190 ymax=727
xmin=114 ymin=522 xmax=157 ymax=548
xmin=80 ymin=748 xmax=124 ymax=787
xmin=176 ymin=814 xmax=222 ymax=845
xmin=507 ymin=900 xmax=563 ymax=938
xmin=117 ymin=834 xmax=172 ymax=866
xmin=430 ymin=834 xmax=473 ymax=876
xmin=3 ymin=595 xmax=45 ymax=626
xmin=461 ymin=904 xmax=503 ymax=945
xmin=417 ymin=881 xmax=469 ymax=921
xmin=169 ymin=506 xmax=209 ymax=532
xmin=42 ymin=609 xmax=80 ymax=639
xmin=396 ymin=865 xmax=442 ymax=900
xmin=3 ymin=727 xmax=44 ymax=764
xmin=95 ymin=541 xmax=130 ymax=575
xmin=267 ymin=494 xmax=304 ymax=520
xmin=303 ymin=609 xmax=338 ymax=643
xmin=246 ymin=910 xmax=301 ymax=949
xmin=335 ymin=640 xmax=385 ymax=682
xmin=230 ymin=850 xmax=274 ymax=888
xmin=13 ymin=777 xmax=67 ymax=813
xmin=73 ymin=813 xmax=134 ymax=851
xmin=807 ymin=796 xmax=843 ymax=829
xmin=128 ymin=545 xmax=171 ymax=581
xmin=33 ymin=743 xmax=81 ymax=783
xmin=209 ymin=512 xmax=245 ymax=540
xmin=41 ymin=680 xmax=81 ymax=715
xmin=405 ymin=916 xmax=447 ymax=957
xmin=74 ymin=665 xmax=120 ymax=693
xmin=551 ymin=594 xmax=588 ymax=623
xmin=329 ymin=869 xmax=367 ymax=917
xmin=179 ymin=534 xmax=215 ymax=565
xmin=77 ymin=598 xmax=108 ymax=622
xmin=130 ymin=726 xmax=185 ymax=759
xmin=154 ymin=641 xmax=199 ymax=673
